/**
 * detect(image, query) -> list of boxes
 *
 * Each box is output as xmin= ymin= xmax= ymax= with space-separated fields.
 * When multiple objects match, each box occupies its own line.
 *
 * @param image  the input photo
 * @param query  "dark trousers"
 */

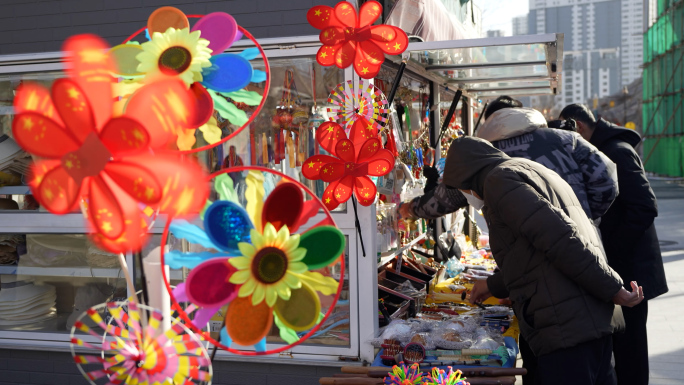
xmin=519 ymin=335 xmax=538 ymax=385
xmin=537 ymin=335 xmax=617 ymax=385
xmin=613 ymin=301 xmax=649 ymax=385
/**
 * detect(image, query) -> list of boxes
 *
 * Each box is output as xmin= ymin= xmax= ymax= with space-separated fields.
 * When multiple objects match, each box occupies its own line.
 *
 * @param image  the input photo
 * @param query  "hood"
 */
xmin=476 ymin=107 xmax=547 ymax=142
xmin=442 ymin=136 xmax=510 ymax=197
xmin=591 ymin=118 xmax=641 ymax=149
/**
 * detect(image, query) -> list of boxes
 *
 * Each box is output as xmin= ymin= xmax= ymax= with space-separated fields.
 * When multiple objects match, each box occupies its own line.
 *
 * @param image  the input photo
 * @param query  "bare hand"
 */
xmin=469 ymin=279 xmax=492 ymax=304
xmin=612 ymin=281 xmax=644 ymax=308
xmin=398 ymin=203 xmax=413 ymax=219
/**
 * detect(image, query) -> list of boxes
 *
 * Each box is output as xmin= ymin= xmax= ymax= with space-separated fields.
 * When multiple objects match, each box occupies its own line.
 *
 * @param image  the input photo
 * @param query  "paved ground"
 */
xmin=647 ymin=178 xmax=684 ymax=384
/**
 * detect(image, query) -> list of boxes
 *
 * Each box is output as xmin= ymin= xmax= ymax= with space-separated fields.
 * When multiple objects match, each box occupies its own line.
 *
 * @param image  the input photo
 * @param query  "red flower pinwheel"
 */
xmin=307 ymin=1 xmax=408 ymax=79
xmin=12 ymin=34 xmax=209 ymax=253
xmin=302 ymin=121 xmax=394 ymax=210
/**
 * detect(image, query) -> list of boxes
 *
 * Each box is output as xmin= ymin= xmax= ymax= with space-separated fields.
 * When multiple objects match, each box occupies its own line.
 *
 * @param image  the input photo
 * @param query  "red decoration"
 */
xmin=302 ymin=121 xmax=394 ymax=210
xmin=13 ymin=34 xmax=209 ymax=253
xmin=307 ymin=1 xmax=408 ymax=79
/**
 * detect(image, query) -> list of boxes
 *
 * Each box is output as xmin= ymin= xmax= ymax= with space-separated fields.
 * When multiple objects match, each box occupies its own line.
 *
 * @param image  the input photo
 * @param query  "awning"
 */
xmin=386 ymin=33 xmax=564 ymax=99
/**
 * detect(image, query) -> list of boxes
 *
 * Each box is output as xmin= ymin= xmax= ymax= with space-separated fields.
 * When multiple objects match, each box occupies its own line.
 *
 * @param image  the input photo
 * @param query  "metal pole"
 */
xmin=429 ymin=80 xmax=441 ymax=261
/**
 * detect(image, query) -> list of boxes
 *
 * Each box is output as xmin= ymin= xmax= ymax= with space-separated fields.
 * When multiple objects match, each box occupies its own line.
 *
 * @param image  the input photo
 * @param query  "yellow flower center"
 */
xmin=252 ymin=247 xmax=288 ymax=284
xmin=158 ymin=46 xmax=192 ymax=75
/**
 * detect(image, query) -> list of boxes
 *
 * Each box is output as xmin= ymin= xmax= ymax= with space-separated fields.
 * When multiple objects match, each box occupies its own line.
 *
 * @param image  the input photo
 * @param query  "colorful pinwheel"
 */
xmin=423 ymin=367 xmax=469 ymax=385
xmin=328 ymin=80 xmax=389 ymax=134
xmin=383 ymin=362 xmax=425 ymax=385
xmin=12 ymin=34 xmax=209 ymax=253
xmin=110 ymin=7 xmax=269 ymax=151
xmin=302 ymin=121 xmax=394 ymax=210
xmin=70 ymin=299 xmax=212 ymax=385
xmin=307 ymin=1 xmax=408 ymax=79
xmin=165 ymin=171 xmax=344 ymax=352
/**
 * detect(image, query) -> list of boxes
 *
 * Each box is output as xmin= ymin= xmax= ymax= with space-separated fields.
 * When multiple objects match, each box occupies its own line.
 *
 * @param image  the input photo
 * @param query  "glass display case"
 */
xmin=0 ymin=32 xmax=563 ymax=365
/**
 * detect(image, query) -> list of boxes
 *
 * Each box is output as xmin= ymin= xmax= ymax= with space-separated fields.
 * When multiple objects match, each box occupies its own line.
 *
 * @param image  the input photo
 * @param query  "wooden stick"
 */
xmin=340 ymin=367 xmax=388 ymax=375
xmin=319 ymin=377 xmax=384 ymax=385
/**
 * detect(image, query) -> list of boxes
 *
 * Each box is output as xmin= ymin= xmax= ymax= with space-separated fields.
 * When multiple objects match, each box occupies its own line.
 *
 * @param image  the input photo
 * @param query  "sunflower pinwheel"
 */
xmin=307 ymin=1 xmax=408 ymax=79
xmin=110 ymin=6 xmax=269 ymax=151
xmin=165 ymin=171 xmax=344 ymax=351
xmin=302 ymin=121 xmax=395 ymax=210
xmin=423 ymin=367 xmax=470 ymax=385
xmin=12 ymin=34 xmax=209 ymax=253
xmin=70 ymin=299 xmax=212 ymax=385
xmin=383 ymin=362 xmax=425 ymax=385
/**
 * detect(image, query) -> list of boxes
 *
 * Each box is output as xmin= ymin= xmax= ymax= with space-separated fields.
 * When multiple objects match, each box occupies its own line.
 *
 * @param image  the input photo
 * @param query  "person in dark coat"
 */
xmin=560 ymin=104 xmax=668 ymax=385
xmin=447 ymin=137 xmax=643 ymax=385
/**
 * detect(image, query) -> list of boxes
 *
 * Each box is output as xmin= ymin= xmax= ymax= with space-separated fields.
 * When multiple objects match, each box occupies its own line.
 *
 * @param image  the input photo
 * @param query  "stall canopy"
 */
xmin=386 ymin=33 xmax=564 ymax=100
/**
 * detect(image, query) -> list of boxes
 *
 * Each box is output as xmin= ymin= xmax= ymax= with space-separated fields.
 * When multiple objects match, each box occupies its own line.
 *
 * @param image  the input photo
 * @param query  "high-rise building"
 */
xmin=526 ymin=0 xmax=643 ymax=111
xmin=487 ymin=30 xmax=505 ymax=37
xmin=512 ymin=15 xmax=528 ymax=36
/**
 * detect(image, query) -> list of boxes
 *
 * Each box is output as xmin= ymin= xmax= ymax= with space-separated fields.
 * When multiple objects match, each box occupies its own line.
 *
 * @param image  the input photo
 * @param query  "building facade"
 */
xmin=526 ymin=0 xmax=643 ymax=111
xmin=512 ymin=14 xmax=528 ymax=35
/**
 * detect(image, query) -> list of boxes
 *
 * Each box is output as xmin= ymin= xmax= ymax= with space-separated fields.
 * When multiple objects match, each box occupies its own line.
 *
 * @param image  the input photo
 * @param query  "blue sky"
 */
xmin=477 ymin=0 xmax=529 ymax=36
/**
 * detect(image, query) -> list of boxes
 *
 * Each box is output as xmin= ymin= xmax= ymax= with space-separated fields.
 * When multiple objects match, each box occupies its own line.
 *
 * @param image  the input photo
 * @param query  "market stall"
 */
xmin=0 ymin=17 xmax=563 ymax=379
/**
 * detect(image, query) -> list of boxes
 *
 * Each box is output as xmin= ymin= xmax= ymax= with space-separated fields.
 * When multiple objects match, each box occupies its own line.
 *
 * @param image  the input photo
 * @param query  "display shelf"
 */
xmin=378 ymin=233 xmax=426 ymax=267
xmin=0 ymin=186 xmax=30 ymax=195
xmin=0 ymin=265 xmax=183 ymax=280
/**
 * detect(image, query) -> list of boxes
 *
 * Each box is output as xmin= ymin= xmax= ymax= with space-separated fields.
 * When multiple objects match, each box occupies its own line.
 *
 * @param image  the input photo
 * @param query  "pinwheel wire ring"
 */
xmin=160 ymin=166 xmax=346 ymax=355
xmin=123 ymin=15 xmax=271 ymax=154
xmin=70 ymin=299 xmax=213 ymax=385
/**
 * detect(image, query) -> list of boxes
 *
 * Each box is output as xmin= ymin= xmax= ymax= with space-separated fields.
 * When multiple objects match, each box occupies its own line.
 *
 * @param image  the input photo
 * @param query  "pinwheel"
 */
xmin=327 ymin=80 xmax=389 ymax=134
xmin=110 ymin=6 xmax=270 ymax=152
xmin=12 ymin=34 xmax=209 ymax=253
xmin=161 ymin=169 xmax=345 ymax=354
xmin=70 ymin=299 xmax=212 ymax=385
xmin=383 ymin=362 xmax=425 ymax=385
xmin=423 ymin=367 xmax=469 ymax=385
xmin=302 ymin=121 xmax=394 ymax=211
xmin=307 ymin=1 xmax=408 ymax=79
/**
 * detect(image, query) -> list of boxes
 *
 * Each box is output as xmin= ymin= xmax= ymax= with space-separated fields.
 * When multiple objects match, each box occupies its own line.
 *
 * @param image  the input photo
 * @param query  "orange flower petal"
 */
xmin=99 ymin=116 xmax=150 ymax=156
xmin=302 ymin=154 xmax=341 ymax=181
xmin=12 ymin=112 xmax=79 ymax=159
xmin=317 ymin=45 xmax=339 ymax=67
xmin=335 ymin=41 xmax=355 ymax=69
xmin=320 ymin=162 xmax=346 ymax=183
xmin=225 ymin=296 xmax=273 ymax=347
xmin=357 ymin=138 xmax=382 ymax=163
xmin=125 ymin=153 xmax=209 ymax=218
xmin=370 ymin=25 xmax=408 ymax=55
xmin=334 ymin=2 xmax=358 ymax=28
xmin=334 ymin=138 xmax=355 ymax=163
xmin=322 ymin=180 xmax=341 ymax=211
xmin=28 ymin=160 xmax=60 ymax=193
xmin=354 ymin=176 xmax=377 ymax=206
xmin=315 ymin=122 xmax=347 ymax=154
xmin=14 ymin=83 xmax=64 ymax=127
xmin=349 ymin=116 xmax=376 ymax=154
xmin=354 ymin=42 xmax=383 ymax=79
xmin=51 ymin=78 xmax=96 ymax=143
xmin=359 ymin=1 xmax=382 ymax=27
xmin=63 ymin=34 xmax=116 ymax=132
xmin=320 ymin=27 xmax=346 ymax=46
xmin=124 ymin=79 xmax=196 ymax=150
xmin=32 ymin=164 xmax=84 ymax=214
xmin=88 ymin=175 xmax=125 ymax=240
xmin=334 ymin=175 xmax=354 ymax=204
xmin=103 ymin=161 xmax=162 ymax=205
xmin=307 ymin=5 xmax=341 ymax=29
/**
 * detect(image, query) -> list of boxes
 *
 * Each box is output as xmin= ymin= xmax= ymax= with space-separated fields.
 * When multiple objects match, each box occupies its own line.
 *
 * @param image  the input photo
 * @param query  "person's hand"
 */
xmin=498 ymin=298 xmax=512 ymax=306
xmin=612 ymin=281 xmax=644 ymax=308
xmin=398 ymin=202 xmax=413 ymax=219
xmin=469 ymin=279 xmax=492 ymax=304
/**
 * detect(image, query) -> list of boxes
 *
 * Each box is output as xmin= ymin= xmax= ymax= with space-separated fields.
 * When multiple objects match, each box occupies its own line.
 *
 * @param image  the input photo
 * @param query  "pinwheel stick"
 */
xmin=386 ymin=62 xmax=407 ymax=110
xmin=436 ymin=89 xmax=463 ymax=146
xmin=210 ymin=318 xmax=226 ymax=362
xmin=351 ymin=196 xmax=366 ymax=257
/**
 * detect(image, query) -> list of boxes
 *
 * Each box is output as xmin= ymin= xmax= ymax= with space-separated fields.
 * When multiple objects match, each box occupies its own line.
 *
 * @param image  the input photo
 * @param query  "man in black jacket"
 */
xmin=560 ymin=104 xmax=668 ymax=385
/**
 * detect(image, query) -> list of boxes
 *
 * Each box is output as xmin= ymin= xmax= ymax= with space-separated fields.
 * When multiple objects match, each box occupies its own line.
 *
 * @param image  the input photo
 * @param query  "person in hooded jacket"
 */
xmin=559 ymin=104 xmax=668 ymax=385
xmin=445 ymin=136 xmax=644 ymax=385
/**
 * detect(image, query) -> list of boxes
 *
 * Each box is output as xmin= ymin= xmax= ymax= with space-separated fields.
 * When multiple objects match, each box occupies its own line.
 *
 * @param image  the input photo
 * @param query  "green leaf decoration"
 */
xmin=274 ymin=313 xmax=300 ymax=344
xmin=214 ymin=174 xmax=239 ymax=203
xmin=208 ymin=89 xmax=248 ymax=126
xmin=199 ymin=200 xmax=212 ymax=221
xmin=221 ymin=90 xmax=263 ymax=106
